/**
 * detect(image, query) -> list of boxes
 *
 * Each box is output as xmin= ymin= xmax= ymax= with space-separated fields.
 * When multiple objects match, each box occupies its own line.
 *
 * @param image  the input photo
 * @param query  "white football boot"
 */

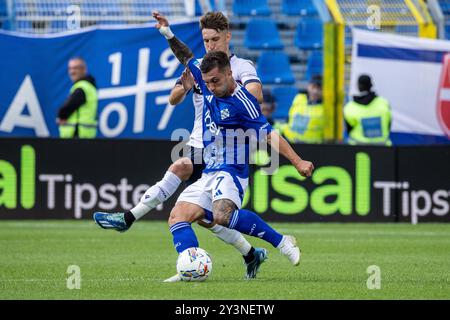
xmin=278 ymin=235 xmax=301 ymax=266
xmin=163 ymin=274 xmax=182 ymax=283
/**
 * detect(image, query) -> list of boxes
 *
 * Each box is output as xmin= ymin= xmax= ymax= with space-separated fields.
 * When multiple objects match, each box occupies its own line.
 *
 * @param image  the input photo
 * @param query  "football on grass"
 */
xmin=176 ymin=247 xmax=212 ymax=282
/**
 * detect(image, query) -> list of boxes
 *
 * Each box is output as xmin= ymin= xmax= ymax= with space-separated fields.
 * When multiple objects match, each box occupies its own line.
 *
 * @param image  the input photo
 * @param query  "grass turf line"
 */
xmin=0 ymin=220 xmax=449 ymax=299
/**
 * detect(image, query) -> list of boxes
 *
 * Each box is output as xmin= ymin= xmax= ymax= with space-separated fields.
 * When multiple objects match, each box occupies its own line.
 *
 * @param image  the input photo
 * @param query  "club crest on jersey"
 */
xmin=221 ymin=108 xmax=230 ymax=120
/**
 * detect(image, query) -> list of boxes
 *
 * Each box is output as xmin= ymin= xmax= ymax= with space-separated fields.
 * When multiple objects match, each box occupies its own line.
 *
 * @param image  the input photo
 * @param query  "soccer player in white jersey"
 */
xmin=148 ymin=12 xmax=314 ymax=282
xmin=94 ymin=12 xmax=269 ymax=279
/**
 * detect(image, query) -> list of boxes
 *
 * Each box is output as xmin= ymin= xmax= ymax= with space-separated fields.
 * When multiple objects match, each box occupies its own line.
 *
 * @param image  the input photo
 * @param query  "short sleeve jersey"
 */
xmin=182 ymin=55 xmax=261 ymax=148
xmin=187 ymin=58 xmax=272 ymax=178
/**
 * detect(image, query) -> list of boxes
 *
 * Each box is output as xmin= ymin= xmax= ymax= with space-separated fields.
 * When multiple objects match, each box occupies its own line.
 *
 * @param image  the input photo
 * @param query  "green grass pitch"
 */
xmin=0 ymin=220 xmax=449 ymax=299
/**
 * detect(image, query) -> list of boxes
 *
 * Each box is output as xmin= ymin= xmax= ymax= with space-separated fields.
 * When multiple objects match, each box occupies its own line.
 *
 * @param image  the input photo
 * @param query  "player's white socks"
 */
xmin=130 ymin=171 xmax=182 ymax=220
xmin=209 ymin=224 xmax=252 ymax=255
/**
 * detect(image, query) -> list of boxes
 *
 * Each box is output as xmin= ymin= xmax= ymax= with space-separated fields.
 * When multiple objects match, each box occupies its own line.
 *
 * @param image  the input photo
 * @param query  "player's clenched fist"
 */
xmin=294 ymin=160 xmax=314 ymax=177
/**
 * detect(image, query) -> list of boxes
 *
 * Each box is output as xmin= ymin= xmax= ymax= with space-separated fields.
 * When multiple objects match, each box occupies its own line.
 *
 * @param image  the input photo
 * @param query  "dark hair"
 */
xmin=358 ymin=74 xmax=373 ymax=92
xmin=310 ymin=74 xmax=322 ymax=88
xmin=199 ymin=11 xmax=229 ymax=32
xmin=200 ymin=51 xmax=230 ymax=73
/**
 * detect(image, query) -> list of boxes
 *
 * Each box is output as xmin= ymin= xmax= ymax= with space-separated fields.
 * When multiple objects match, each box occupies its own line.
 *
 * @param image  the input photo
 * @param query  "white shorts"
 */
xmin=176 ymin=171 xmax=248 ymax=222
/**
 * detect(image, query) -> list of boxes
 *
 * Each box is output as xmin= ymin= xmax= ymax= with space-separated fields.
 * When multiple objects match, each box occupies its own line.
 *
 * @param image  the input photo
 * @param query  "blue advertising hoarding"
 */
xmin=0 ymin=21 xmax=206 ymax=139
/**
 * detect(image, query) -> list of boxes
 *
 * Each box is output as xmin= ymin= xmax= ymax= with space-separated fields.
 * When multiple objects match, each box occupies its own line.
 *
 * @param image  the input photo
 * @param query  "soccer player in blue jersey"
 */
xmin=152 ymin=12 xmax=314 ymax=282
xmin=94 ymin=12 xmax=269 ymax=280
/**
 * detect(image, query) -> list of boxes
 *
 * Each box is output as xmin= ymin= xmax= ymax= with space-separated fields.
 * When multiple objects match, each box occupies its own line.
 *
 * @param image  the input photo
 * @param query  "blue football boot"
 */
xmin=245 ymin=248 xmax=268 ymax=279
xmin=93 ymin=212 xmax=130 ymax=233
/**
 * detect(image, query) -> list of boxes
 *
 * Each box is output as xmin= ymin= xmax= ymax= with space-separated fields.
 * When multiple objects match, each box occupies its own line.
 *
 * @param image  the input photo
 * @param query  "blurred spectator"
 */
xmin=57 ymin=57 xmax=98 ymax=138
xmin=261 ymin=89 xmax=275 ymax=125
xmin=282 ymin=75 xmax=324 ymax=143
xmin=344 ymin=74 xmax=392 ymax=146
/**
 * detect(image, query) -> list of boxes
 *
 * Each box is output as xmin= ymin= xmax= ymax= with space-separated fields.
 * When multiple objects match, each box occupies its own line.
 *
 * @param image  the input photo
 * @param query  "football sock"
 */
xmin=124 ymin=211 xmax=136 ymax=227
xmin=209 ymin=224 xmax=252 ymax=256
xmin=170 ymin=222 xmax=199 ymax=254
xmin=228 ymin=209 xmax=283 ymax=248
xmin=131 ymin=171 xmax=182 ymax=220
xmin=130 ymin=203 xmax=152 ymax=221
xmin=243 ymin=247 xmax=256 ymax=264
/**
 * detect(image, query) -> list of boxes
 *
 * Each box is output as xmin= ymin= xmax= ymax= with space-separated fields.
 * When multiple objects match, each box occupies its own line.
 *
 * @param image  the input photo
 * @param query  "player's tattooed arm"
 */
xmin=213 ymin=199 xmax=237 ymax=226
xmin=167 ymin=37 xmax=194 ymax=66
xmin=153 ymin=11 xmax=193 ymax=66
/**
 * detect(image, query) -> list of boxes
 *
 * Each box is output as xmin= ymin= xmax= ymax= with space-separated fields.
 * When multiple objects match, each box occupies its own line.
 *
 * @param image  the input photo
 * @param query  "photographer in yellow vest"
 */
xmin=282 ymin=75 xmax=324 ymax=143
xmin=344 ymin=74 xmax=392 ymax=146
xmin=57 ymin=57 xmax=98 ymax=138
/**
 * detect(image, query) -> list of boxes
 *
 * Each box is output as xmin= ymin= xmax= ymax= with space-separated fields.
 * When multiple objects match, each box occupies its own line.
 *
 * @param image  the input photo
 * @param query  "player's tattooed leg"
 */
xmin=212 ymin=199 xmax=237 ymax=226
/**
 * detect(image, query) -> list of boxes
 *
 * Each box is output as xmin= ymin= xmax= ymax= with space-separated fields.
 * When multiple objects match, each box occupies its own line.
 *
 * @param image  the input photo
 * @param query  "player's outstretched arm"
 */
xmin=245 ymin=82 xmax=263 ymax=104
xmin=169 ymin=84 xmax=187 ymax=105
xmin=267 ymin=130 xmax=314 ymax=177
xmin=152 ymin=11 xmax=194 ymax=66
xmin=169 ymin=69 xmax=195 ymax=105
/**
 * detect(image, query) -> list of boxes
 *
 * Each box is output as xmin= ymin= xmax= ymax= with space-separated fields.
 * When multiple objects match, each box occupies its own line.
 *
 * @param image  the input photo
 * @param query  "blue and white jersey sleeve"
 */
xmin=187 ymin=58 xmax=206 ymax=93
xmin=234 ymin=90 xmax=273 ymax=139
xmin=233 ymin=57 xmax=261 ymax=87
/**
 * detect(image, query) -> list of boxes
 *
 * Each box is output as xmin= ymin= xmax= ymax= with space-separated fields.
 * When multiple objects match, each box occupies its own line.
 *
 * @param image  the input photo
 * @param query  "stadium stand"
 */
xmin=0 ymin=1 xmax=7 ymax=29
xmin=130 ymin=0 xmax=170 ymax=17
xmin=50 ymin=19 xmax=66 ymax=29
xmin=438 ymin=0 xmax=450 ymax=39
xmin=232 ymin=0 xmax=271 ymax=16
xmin=80 ymin=2 xmax=122 ymax=17
xmin=395 ymin=24 xmax=419 ymax=35
xmin=0 ymin=1 xmax=6 ymax=15
xmin=334 ymin=0 xmax=426 ymax=93
xmin=16 ymin=20 xmax=31 ymax=30
xmin=34 ymin=0 xmax=69 ymax=16
xmin=7 ymin=0 xmax=186 ymax=33
xmin=281 ymin=0 xmax=317 ymax=16
xmin=228 ymin=0 xmax=323 ymax=92
xmin=444 ymin=5 xmax=450 ymax=13
xmin=79 ymin=1 xmax=123 ymax=26
xmin=257 ymin=50 xmax=295 ymax=84
xmin=271 ymin=86 xmax=299 ymax=121
xmin=305 ymin=49 xmax=322 ymax=81
xmin=294 ymin=17 xmax=323 ymax=49
xmin=244 ymin=18 xmax=283 ymax=49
